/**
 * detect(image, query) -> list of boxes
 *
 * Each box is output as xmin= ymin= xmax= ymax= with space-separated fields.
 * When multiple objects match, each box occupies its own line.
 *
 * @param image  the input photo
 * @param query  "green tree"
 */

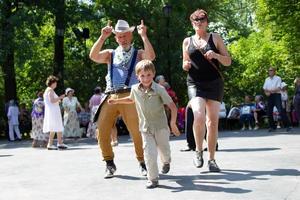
xmin=0 ymin=0 xmax=20 ymax=102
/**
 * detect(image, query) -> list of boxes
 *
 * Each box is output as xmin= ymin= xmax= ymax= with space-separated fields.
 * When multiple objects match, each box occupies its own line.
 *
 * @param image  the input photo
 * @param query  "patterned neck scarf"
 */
xmin=114 ymin=45 xmax=134 ymax=69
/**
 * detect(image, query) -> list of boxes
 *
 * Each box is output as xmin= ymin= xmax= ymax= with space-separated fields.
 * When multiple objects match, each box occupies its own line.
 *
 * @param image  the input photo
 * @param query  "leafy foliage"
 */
xmin=0 ymin=0 xmax=299 ymax=125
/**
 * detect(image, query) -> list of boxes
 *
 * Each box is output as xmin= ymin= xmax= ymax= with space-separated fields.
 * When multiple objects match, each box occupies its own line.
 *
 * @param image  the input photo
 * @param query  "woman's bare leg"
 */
xmin=57 ymin=132 xmax=63 ymax=145
xmin=189 ymin=97 xmax=206 ymax=152
xmin=205 ymin=100 xmax=220 ymax=160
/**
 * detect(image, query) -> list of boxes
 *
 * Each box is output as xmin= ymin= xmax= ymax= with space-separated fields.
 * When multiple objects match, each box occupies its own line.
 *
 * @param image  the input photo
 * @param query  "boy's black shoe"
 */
xmin=161 ymin=163 xmax=170 ymax=174
xmin=146 ymin=180 xmax=159 ymax=189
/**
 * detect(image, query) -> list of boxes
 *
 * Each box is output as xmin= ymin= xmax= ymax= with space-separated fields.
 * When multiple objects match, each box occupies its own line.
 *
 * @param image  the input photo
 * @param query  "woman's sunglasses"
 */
xmin=193 ymin=17 xmax=207 ymax=23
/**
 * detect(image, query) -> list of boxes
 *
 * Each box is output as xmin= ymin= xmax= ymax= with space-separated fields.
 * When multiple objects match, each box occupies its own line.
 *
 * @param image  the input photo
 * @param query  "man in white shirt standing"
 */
xmin=263 ymin=67 xmax=291 ymax=132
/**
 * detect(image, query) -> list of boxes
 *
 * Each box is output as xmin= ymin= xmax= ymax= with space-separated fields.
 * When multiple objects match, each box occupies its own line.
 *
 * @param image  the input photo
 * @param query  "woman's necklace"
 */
xmin=193 ymin=33 xmax=208 ymax=50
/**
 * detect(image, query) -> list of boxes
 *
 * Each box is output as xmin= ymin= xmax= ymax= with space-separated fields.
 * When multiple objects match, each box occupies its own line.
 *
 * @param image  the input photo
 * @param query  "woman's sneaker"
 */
xmin=57 ymin=143 xmax=68 ymax=150
xmin=193 ymin=151 xmax=204 ymax=168
xmin=208 ymin=159 xmax=221 ymax=172
xmin=47 ymin=144 xmax=58 ymax=150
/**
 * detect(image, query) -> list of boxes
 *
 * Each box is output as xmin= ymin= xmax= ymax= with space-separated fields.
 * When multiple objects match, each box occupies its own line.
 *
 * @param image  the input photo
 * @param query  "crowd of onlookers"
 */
xmin=2 ymin=73 xmax=300 ymax=147
xmin=1 ymin=74 xmax=181 ymax=146
xmin=3 ymin=86 xmax=106 ymax=147
xmin=226 ymin=76 xmax=300 ymax=131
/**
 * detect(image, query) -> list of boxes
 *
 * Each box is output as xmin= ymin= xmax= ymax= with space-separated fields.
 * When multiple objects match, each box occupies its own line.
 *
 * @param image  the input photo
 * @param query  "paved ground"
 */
xmin=1 ymin=128 xmax=300 ymax=200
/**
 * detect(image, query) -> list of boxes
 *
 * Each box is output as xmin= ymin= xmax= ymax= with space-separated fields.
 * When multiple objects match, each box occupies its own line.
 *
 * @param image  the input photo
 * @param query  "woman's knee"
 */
xmin=193 ymin=111 xmax=206 ymax=124
xmin=206 ymin=117 xmax=218 ymax=129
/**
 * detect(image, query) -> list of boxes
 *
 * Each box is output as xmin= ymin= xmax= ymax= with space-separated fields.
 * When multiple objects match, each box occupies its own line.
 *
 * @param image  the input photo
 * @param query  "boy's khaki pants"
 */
xmin=142 ymin=128 xmax=171 ymax=181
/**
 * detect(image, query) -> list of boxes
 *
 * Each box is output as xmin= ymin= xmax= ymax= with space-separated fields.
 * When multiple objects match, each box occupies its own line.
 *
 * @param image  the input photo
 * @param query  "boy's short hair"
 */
xmin=135 ymin=60 xmax=156 ymax=75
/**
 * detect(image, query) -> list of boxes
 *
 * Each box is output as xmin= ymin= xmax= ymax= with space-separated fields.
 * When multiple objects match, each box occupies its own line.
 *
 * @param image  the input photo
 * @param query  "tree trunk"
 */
xmin=1 ymin=0 xmax=17 ymax=102
xmin=53 ymin=0 xmax=65 ymax=94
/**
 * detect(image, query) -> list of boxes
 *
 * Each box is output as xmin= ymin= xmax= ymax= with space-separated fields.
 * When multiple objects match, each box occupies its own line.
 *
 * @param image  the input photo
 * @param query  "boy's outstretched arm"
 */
xmin=108 ymin=96 xmax=134 ymax=105
xmin=166 ymin=102 xmax=181 ymax=136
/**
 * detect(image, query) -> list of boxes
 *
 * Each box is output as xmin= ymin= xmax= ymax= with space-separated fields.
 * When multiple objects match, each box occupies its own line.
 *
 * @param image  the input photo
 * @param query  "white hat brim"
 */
xmin=113 ymin=26 xmax=135 ymax=34
xmin=65 ymin=88 xmax=74 ymax=95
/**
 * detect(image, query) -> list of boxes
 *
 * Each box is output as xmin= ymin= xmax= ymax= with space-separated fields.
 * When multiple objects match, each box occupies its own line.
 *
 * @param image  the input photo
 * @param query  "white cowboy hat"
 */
xmin=281 ymin=82 xmax=288 ymax=89
xmin=112 ymin=20 xmax=135 ymax=34
xmin=65 ymin=87 xmax=74 ymax=95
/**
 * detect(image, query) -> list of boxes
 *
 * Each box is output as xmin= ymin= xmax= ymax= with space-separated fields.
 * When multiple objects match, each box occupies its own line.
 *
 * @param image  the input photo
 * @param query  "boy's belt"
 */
xmin=106 ymin=88 xmax=131 ymax=94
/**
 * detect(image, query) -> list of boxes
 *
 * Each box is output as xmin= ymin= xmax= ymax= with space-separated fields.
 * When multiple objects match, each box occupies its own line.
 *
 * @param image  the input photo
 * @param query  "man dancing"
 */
xmin=89 ymin=19 xmax=155 ymax=178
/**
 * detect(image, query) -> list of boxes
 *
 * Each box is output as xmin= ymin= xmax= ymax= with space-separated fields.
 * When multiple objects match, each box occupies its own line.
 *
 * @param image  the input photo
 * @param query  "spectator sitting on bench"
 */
xmin=253 ymin=95 xmax=266 ymax=130
xmin=219 ymin=102 xmax=227 ymax=119
xmin=226 ymin=104 xmax=240 ymax=130
xmin=240 ymin=95 xmax=255 ymax=131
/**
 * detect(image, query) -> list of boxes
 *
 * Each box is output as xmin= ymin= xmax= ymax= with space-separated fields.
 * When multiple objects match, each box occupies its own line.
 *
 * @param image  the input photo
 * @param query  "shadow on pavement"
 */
xmin=114 ymin=175 xmax=145 ymax=180
xmin=113 ymin=173 xmax=251 ymax=193
xmin=219 ymin=128 xmax=300 ymax=139
xmin=159 ymin=174 xmax=251 ymax=193
xmin=114 ymin=168 xmax=299 ymax=194
xmin=0 ymin=138 xmax=98 ymax=149
xmin=163 ymin=168 xmax=300 ymax=193
xmin=218 ymin=147 xmax=280 ymax=152
xmin=200 ymin=168 xmax=300 ymax=182
xmin=0 ymin=141 xmax=31 ymax=149
xmin=0 ymin=154 xmax=13 ymax=157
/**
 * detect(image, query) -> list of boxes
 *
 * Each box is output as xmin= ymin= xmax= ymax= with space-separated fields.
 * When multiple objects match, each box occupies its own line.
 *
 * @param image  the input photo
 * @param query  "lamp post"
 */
xmin=73 ymin=27 xmax=90 ymax=65
xmin=163 ymin=3 xmax=172 ymax=84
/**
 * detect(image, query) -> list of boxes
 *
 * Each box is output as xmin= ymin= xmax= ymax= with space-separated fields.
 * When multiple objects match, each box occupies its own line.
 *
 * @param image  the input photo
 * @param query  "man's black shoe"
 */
xmin=104 ymin=160 xmax=116 ymax=179
xmin=140 ymin=162 xmax=147 ymax=176
xmin=180 ymin=147 xmax=195 ymax=152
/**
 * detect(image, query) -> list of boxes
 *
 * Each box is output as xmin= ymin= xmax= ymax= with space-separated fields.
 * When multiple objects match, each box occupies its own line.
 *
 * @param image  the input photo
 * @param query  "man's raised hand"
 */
xmin=101 ymin=20 xmax=113 ymax=39
xmin=137 ymin=20 xmax=147 ymax=37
